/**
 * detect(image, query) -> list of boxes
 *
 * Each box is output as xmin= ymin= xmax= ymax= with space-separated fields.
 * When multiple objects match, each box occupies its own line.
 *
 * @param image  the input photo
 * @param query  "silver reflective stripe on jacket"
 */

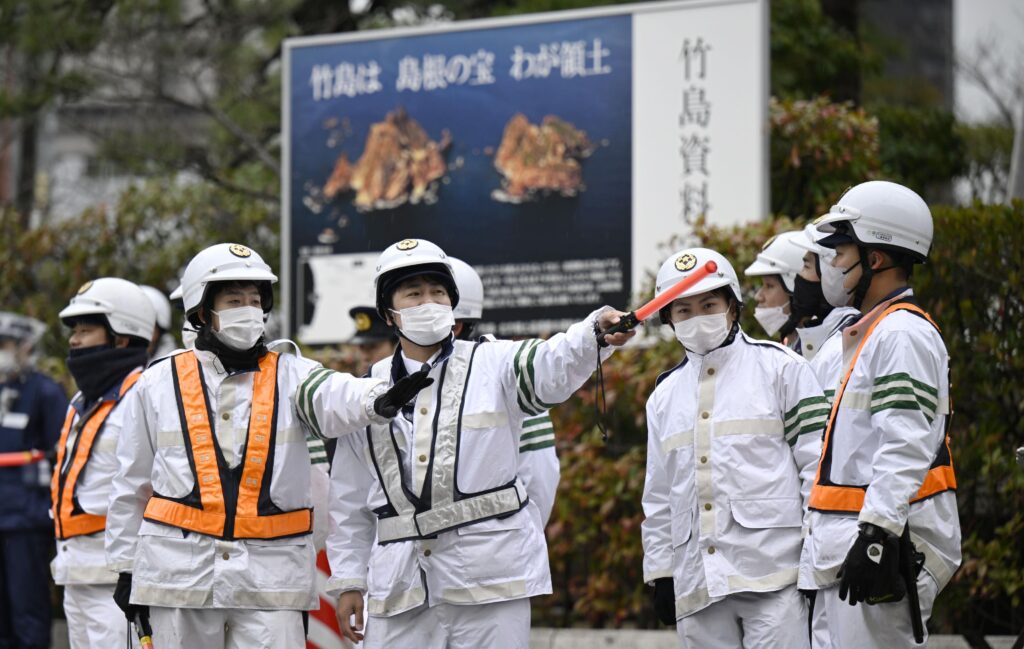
xmin=369 ymin=341 xmax=527 ymax=543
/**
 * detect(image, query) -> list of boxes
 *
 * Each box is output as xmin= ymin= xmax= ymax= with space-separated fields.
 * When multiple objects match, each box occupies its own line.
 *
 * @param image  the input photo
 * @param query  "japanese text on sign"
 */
xmin=309 ymin=38 xmax=615 ymax=100
xmin=678 ymin=37 xmax=711 ymax=224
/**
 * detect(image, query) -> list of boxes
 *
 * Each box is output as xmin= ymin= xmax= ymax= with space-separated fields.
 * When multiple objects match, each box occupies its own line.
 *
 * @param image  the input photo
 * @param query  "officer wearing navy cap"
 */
xmin=347 ymin=306 xmax=398 ymax=375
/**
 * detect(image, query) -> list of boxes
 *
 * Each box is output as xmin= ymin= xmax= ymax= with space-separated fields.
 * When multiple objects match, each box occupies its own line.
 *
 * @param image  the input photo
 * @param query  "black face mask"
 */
xmin=193 ymin=325 xmax=267 ymax=372
xmin=791 ymin=274 xmax=834 ymax=323
xmin=66 ymin=345 xmax=148 ymax=402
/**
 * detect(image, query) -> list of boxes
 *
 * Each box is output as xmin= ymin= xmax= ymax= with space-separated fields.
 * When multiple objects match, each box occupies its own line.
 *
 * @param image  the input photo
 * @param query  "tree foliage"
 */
xmin=770 ymin=96 xmax=880 ymax=219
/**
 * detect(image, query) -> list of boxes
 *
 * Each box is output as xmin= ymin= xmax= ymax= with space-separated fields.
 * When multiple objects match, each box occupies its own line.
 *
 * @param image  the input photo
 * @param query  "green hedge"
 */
xmin=536 ymin=202 xmax=1024 ymax=637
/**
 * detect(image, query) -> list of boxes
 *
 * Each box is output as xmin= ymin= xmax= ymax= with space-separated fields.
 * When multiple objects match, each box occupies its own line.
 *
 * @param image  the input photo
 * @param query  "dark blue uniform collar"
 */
xmin=389 ymin=335 xmax=455 ymax=385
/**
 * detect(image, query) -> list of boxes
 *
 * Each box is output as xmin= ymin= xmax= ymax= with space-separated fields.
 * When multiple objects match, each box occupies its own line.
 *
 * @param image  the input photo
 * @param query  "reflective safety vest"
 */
xmin=143 ymin=351 xmax=312 ymax=540
xmin=809 ymin=299 xmax=956 ymax=513
xmin=52 ymin=370 xmax=141 ymax=540
xmin=368 ymin=341 xmax=528 ymax=544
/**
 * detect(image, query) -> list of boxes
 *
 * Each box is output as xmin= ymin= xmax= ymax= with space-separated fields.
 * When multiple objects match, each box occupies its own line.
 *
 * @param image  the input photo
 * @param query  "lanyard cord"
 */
xmin=594 ymin=344 xmax=609 ymax=442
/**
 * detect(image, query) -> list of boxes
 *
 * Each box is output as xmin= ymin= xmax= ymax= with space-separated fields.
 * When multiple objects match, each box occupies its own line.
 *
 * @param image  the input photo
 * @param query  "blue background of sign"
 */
xmin=288 ymin=14 xmax=632 ymax=332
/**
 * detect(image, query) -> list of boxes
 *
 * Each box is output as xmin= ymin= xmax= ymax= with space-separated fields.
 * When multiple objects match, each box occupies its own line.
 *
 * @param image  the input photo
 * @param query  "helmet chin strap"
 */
xmin=850 ymin=248 xmax=899 ymax=310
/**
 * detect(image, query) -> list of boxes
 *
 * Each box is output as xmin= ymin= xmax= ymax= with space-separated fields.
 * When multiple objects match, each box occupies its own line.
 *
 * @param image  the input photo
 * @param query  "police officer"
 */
xmin=744 ymin=231 xmax=806 ymax=345
xmin=347 ymin=306 xmax=398 ymax=375
xmin=53 ymin=278 xmax=155 ymax=648
xmin=802 ymin=181 xmax=961 ymax=648
xmin=0 ymin=312 xmax=67 ymax=649
xmin=299 ymin=238 xmax=632 ymax=649
xmin=105 ymin=243 xmax=419 ymax=648
xmin=788 ymin=224 xmax=862 ymax=390
xmin=642 ymin=248 xmax=827 ymax=648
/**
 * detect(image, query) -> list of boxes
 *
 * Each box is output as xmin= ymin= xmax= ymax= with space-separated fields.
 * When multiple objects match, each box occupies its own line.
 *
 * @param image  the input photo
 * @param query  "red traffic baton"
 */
xmin=0 ymin=449 xmax=45 ymax=467
xmin=598 ymin=260 xmax=718 ymax=346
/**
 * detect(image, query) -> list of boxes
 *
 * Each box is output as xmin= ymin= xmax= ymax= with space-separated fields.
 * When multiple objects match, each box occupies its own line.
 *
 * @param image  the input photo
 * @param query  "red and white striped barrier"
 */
xmin=307 ymin=550 xmax=352 ymax=649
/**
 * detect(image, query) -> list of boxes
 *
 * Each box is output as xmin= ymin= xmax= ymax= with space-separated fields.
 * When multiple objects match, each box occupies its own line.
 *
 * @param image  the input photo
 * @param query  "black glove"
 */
xmin=112 ymin=572 xmax=149 ymax=621
xmin=837 ymin=523 xmax=906 ymax=606
xmin=373 ymin=369 xmax=434 ymax=419
xmin=652 ymin=577 xmax=677 ymax=625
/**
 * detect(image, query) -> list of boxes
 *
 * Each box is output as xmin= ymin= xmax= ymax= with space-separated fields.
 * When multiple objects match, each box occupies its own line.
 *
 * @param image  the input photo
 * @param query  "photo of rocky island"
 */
xmin=322 ymin=108 xmax=451 ymax=211
xmin=492 ymin=113 xmax=595 ymax=203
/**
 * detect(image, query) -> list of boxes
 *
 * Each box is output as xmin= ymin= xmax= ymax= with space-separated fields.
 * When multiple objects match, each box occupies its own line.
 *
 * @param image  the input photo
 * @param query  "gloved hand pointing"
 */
xmin=373 ymin=369 xmax=434 ymax=419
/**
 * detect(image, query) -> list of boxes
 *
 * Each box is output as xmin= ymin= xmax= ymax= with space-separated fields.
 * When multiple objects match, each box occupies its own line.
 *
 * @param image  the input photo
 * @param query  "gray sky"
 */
xmin=954 ymin=0 xmax=1023 ymax=124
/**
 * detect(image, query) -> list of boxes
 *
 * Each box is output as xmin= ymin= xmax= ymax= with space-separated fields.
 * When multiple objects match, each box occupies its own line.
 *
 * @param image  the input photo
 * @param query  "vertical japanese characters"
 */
xmin=678 ymin=38 xmax=712 ymax=224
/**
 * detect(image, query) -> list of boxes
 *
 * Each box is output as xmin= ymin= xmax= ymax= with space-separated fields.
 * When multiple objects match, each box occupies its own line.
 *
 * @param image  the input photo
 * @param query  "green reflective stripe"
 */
xmin=525 ymin=343 xmax=557 ymax=410
xmin=521 ymin=426 xmax=554 ymax=441
xmin=520 ymin=439 xmax=555 ymax=452
xmin=523 ymin=413 xmax=552 ymax=428
xmin=298 ymin=368 xmax=333 ymax=439
xmin=514 ymin=340 xmax=545 ymax=415
xmin=784 ymin=396 xmax=830 ymax=435
xmin=824 ymin=389 xmax=836 ymax=404
xmin=872 ymin=386 xmax=937 ymax=413
xmin=870 ymin=399 xmax=935 ymax=424
xmin=874 ymin=372 xmax=938 ymax=396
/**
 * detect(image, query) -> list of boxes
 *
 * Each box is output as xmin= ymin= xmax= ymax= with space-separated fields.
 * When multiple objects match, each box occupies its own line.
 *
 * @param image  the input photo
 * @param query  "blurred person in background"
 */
xmin=0 ymin=312 xmax=67 ymax=649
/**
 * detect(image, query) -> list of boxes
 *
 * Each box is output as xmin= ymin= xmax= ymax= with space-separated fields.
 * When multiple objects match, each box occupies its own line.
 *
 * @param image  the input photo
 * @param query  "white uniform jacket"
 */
xmin=518 ymin=411 xmax=559 ymax=526
xmin=51 ymin=372 xmax=143 ymax=586
xmin=795 ymin=307 xmax=860 ymax=369
xmin=105 ymin=347 xmax=383 ymax=609
xmin=802 ymin=289 xmax=961 ymax=591
xmin=302 ymin=310 xmax=612 ymax=615
xmin=642 ymin=329 xmax=828 ymax=619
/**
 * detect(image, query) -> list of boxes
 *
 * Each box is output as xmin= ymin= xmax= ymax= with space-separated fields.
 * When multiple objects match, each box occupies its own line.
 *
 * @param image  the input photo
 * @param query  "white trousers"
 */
xmin=149 ymin=607 xmax=305 ymax=649
xmin=676 ymin=585 xmax=809 ymax=649
xmin=811 ymin=572 xmax=939 ymax=649
xmin=364 ymin=598 xmax=531 ymax=649
xmin=63 ymin=583 xmax=139 ymax=649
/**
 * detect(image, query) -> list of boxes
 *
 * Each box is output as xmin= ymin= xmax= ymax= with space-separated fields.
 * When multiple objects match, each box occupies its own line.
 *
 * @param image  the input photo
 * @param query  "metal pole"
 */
xmin=1009 ymin=105 xmax=1024 ymax=202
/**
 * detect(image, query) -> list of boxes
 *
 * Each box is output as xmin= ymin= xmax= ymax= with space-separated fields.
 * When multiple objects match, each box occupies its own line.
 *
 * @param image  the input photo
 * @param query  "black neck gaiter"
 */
xmin=791 ymin=274 xmax=834 ymax=324
xmin=66 ymin=345 xmax=147 ymax=402
xmin=194 ymin=326 xmax=267 ymax=372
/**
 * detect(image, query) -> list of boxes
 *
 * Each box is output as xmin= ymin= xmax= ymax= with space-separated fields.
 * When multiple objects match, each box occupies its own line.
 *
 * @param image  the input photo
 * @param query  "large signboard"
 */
xmin=283 ymin=0 xmax=767 ymax=343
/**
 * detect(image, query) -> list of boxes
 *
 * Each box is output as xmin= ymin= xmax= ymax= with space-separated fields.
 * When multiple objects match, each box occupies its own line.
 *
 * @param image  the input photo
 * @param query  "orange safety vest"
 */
xmin=809 ymin=298 xmax=956 ymax=514
xmin=143 ymin=351 xmax=312 ymax=540
xmin=51 ymin=370 xmax=142 ymax=540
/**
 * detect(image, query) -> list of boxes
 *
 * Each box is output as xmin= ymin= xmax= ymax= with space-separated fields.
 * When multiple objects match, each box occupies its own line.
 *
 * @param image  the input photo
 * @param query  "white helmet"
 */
xmin=59 ymin=278 xmax=157 ymax=341
xmin=140 ymin=285 xmax=172 ymax=331
xmin=449 ymin=257 xmax=483 ymax=320
xmin=0 ymin=312 xmax=46 ymax=344
xmin=790 ymin=222 xmax=834 ymax=259
xmin=169 ymin=284 xmax=183 ymax=302
xmin=374 ymin=239 xmax=459 ymax=319
xmin=743 ymin=231 xmax=805 ymax=292
xmin=181 ymin=243 xmax=277 ymax=321
xmin=656 ymin=248 xmax=741 ymax=324
xmin=815 ymin=180 xmax=933 ymax=261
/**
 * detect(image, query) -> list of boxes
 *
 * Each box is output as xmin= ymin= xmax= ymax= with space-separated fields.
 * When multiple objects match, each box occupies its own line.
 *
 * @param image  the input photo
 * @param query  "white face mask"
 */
xmin=673 ymin=312 xmax=732 ymax=355
xmin=212 ymin=306 xmax=265 ymax=351
xmin=392 ymin=303 xmax=454 ymax=346
xmin=754 ymin=305 xmax=790 ymax=337
xmin=0 ymin=349 xmax=19 ymax=377
xmin=181 ymin=326 xmax=198 ymax=350
xmin=821 ymin=258 xmax=856 ymax=308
